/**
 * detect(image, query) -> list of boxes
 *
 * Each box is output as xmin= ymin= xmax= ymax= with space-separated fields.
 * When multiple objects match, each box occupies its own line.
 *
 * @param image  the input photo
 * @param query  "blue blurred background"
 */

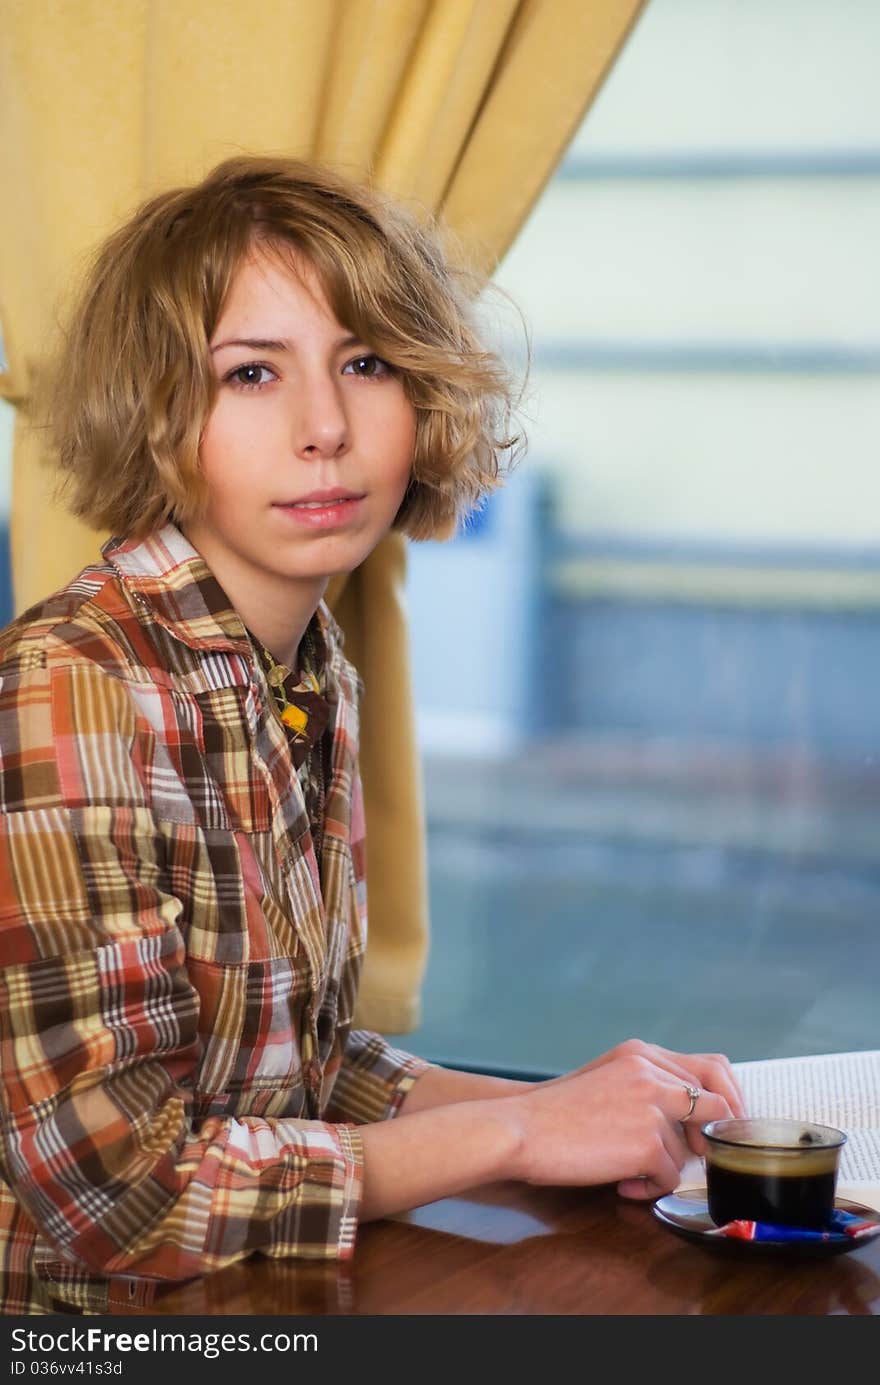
xmin=395 ymin=0 xmax=880 ymax=1069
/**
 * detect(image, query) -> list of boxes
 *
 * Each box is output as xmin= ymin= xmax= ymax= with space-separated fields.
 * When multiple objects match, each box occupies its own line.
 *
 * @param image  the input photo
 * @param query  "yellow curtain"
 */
xmin=0 ymin=0 xmax=647 ymax=1032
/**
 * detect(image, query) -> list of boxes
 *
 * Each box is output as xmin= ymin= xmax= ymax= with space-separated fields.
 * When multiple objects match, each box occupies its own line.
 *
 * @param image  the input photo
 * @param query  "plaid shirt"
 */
xmin=0 ymin=525 xmax=428 ymax=1315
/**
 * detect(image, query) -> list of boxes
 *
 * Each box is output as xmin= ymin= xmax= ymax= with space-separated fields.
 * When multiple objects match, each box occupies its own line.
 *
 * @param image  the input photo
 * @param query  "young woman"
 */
xmin=0 ymin=157 xmax=743 ymax=1315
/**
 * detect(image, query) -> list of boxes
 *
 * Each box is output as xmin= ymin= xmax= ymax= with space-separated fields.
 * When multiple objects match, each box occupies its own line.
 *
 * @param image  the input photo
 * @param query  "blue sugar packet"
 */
xmin=710 ymin=1208 xmax=876 ymax=1243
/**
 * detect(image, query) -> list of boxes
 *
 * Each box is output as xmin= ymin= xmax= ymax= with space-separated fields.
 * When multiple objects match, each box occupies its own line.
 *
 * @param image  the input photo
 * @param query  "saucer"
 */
xmin=652 ymin=1189 xmax=880 ymax=1258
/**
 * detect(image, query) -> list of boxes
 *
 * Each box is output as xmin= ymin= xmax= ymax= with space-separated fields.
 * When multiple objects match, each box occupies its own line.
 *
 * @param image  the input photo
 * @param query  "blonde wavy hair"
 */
xmin=47 ymin=156 xmax=522 ymax=541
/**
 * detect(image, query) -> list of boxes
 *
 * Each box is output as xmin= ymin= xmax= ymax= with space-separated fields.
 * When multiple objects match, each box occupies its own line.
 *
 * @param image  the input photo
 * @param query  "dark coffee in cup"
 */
xmin=707 ymin=1156 xmax=837 ymax=1229
xmin=702 ymin=1118 xmax=846 ymax=1230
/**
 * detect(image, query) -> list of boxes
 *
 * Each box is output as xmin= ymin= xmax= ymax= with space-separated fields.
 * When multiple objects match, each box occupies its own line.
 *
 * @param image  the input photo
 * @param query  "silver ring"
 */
xmin=681 ymin=1082 xmax=701 ymax=1122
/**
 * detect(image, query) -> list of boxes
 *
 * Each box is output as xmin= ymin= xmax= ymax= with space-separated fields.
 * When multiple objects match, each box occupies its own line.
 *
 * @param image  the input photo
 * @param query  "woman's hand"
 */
xmin=539 ymin=1038 xmax=744 ymax=1147
xmin=501 ymin=1040 xmax=741 ymax=1201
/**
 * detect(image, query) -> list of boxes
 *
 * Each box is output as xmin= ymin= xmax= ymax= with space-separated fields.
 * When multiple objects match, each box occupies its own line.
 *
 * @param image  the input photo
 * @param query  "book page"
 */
xmin=840 ymin=1130 xmax=880 ymax=1184
xmin=676 ymin=1049 xmax=880 ymax=1203
xmin=733 ymin=1050 xmax=880 ymax=1129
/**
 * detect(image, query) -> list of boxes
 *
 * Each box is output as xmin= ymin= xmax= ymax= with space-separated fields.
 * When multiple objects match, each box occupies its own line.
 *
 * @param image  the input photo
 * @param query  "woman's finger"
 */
xmin=617 ymin=1134 xmax=684 ymax=1201
xmin=628 ymin=1042 xmax=745 ymax=1119
xmin=685 ymin=1053 xmax=746 ymax=1118
xmin=552 ymin=1043 xmax=745 ymax=1120
xmin=675 ymin=1086 xmax=733 ymax=1156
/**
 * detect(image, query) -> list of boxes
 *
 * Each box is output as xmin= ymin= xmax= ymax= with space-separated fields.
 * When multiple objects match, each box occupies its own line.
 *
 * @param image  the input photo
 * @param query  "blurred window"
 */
xmin=393 ymin=0 xmax=880 ymax=1072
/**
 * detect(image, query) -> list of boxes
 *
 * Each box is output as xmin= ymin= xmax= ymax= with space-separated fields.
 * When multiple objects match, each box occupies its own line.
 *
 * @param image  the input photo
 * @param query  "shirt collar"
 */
xmin=102 ymin=523 xmax=332 ymax=673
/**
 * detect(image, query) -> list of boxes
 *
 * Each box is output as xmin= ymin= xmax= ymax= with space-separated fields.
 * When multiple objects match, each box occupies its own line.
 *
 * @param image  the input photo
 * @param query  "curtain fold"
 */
xmin=0 ymin=0 xmax=647 ymax=1031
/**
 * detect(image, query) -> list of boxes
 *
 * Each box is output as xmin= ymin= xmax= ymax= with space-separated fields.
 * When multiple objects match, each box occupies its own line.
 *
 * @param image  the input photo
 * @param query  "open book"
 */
xmin=677 ymin=1049 xmax=880 ymax=1213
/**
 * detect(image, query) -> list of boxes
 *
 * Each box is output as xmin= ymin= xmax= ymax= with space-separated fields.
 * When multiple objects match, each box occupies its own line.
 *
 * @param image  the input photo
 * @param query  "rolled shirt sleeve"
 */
xmin=324 ymin=1029 xmax=431 ymax=1125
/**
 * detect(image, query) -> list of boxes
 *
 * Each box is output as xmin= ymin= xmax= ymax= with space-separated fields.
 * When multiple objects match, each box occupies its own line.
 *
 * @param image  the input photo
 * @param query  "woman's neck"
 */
xmin=181 ymin=522 xmax=327 ymax=669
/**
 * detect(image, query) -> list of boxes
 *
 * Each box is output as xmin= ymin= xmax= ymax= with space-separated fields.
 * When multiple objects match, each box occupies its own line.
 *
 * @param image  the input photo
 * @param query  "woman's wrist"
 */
xmin=358 ymin=1094 xmax=526 ymax=1221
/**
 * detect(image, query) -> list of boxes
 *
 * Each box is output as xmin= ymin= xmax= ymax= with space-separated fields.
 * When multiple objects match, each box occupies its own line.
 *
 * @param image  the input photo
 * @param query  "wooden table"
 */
xmin=135 ymin=1183 xmax=880 ymax=1316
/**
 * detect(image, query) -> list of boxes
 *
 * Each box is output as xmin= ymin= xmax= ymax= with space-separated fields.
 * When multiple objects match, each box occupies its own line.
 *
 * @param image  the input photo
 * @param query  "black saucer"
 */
xmin=652 ymin=1189 xmax=880 ymax=1258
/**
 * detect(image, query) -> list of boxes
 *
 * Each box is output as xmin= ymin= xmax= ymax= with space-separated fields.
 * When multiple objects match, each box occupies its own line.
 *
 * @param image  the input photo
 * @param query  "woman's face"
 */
xmin=188 ymin=247 xmax=416 ymax=615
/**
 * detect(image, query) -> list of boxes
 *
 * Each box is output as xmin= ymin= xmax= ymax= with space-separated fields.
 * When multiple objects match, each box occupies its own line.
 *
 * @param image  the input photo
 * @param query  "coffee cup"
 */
xmin=702 ymin=1117 xmax=846 ymax=1230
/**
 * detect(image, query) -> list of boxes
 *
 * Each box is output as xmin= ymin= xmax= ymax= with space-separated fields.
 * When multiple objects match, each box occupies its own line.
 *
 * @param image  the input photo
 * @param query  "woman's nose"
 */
xmin=292 ymin=375 xmax=349 ymax=459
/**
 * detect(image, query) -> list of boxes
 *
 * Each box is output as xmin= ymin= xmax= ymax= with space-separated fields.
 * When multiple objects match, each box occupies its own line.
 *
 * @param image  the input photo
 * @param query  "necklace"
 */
xmin=247 ymin=628 xmax=329 ymax=865
xmin=261 ymin=651 xmax=318 ymax=734
xmin=250 ymin=624 xmax=323 ymax=735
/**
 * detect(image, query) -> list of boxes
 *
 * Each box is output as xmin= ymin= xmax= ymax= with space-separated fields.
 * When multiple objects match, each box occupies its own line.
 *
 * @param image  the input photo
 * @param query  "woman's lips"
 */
xmin=273 ymin=495 xmax=365 ymax=529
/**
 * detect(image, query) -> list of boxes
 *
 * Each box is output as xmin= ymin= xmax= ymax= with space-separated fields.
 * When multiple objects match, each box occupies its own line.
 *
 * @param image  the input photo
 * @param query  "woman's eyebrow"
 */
xmin=210 ymin=333 xmax=362 ymax=354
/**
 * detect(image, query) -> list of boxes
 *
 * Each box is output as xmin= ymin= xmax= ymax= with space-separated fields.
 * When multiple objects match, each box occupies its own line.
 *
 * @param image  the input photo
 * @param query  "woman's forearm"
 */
xmin=396 ymin=1062 xmax=532 ymax=1114
xmin=358 ymin=1096 xmax=522 ymax=1221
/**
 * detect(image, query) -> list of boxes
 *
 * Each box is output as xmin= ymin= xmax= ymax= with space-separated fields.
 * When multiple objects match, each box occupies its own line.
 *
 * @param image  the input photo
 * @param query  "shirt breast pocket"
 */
xmin=187 ymin=952 xmax=309 ymax=1113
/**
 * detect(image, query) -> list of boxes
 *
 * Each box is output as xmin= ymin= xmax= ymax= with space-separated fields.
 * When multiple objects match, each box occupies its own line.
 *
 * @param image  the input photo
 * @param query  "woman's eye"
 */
xmin=343 ymin=354 xmax=390 ymax=379
xmin=227 ymin=363 xmax=276 ymax=388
